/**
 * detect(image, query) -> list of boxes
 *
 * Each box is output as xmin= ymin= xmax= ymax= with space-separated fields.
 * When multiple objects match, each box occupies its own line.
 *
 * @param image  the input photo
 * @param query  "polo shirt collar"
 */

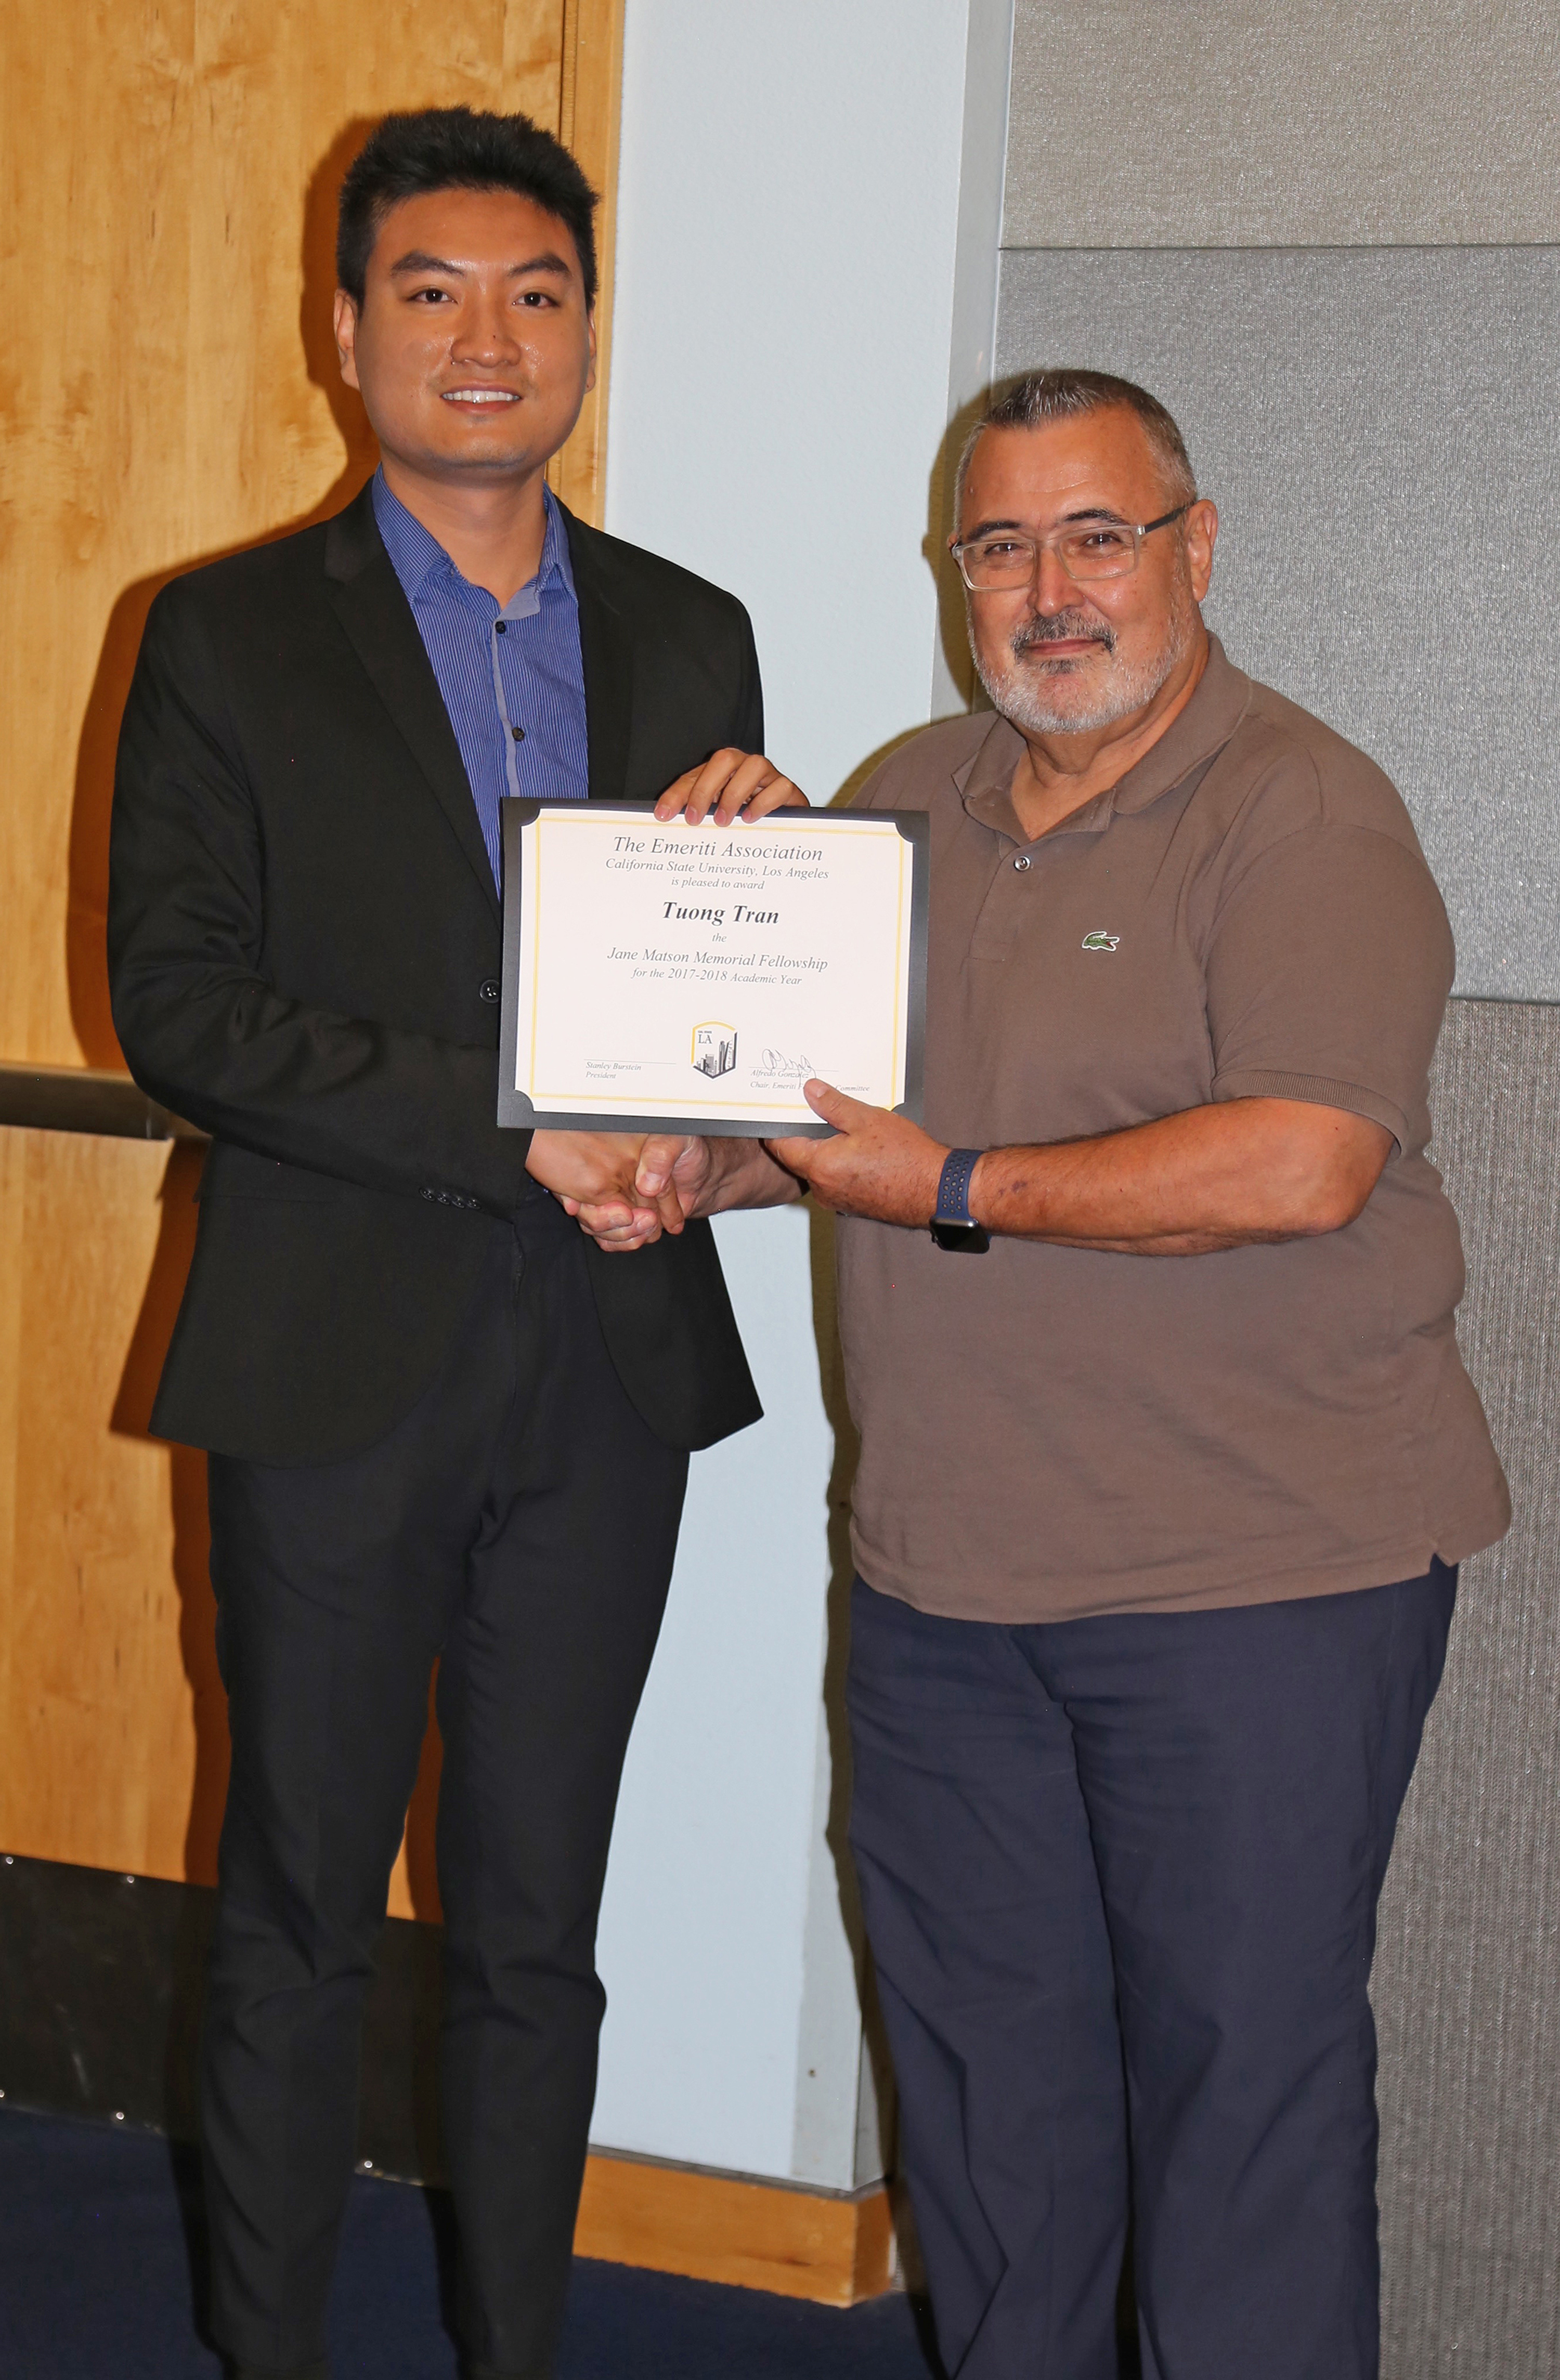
xmin=954 ymin=633 xmax=1254 ymax=842
xmin=371 ymin=466 xmax=577 ymax=609
xmin=1112 ymin=635 xmax=1252 ymax=814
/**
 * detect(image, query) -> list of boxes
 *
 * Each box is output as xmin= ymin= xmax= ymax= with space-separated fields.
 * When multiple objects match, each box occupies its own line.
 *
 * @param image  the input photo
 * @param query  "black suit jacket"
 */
xmin=108 ymin=483 xmax=764 ymax=1463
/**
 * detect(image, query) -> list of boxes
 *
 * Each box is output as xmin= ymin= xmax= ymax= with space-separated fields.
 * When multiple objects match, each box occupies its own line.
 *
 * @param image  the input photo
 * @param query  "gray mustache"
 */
xmin=1011 ymin=610 xmax=1116 ymax=657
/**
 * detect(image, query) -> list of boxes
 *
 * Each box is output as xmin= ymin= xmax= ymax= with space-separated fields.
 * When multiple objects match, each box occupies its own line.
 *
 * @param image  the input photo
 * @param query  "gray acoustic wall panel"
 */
xmin=996 ymin=243 xmax=1560 ymax=998
xmin=1373 ymin=997 xmax=1560 ymax=2380
xmin=1005 ymin=2 xmax=1560 ymax=248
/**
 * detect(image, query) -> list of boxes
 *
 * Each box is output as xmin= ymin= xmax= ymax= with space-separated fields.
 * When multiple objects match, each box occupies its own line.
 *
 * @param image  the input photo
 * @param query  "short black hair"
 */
xmin=336 ymin=107 xmax=598 ymax=311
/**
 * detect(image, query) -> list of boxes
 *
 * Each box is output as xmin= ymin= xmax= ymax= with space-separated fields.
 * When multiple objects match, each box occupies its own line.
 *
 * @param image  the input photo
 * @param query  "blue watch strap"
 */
xmin=935 ymin=1147 xmax=984 ymax=1226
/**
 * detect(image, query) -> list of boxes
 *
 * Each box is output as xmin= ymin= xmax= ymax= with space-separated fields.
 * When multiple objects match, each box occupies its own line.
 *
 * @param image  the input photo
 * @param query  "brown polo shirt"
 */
xmin=836 ymin=637 xmax=1510 ymax=1623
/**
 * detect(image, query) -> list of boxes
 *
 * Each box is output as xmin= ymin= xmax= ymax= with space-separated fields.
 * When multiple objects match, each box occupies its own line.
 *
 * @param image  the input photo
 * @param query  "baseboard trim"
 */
xmin=576 ymin=2153 xmax=895 ymax=2305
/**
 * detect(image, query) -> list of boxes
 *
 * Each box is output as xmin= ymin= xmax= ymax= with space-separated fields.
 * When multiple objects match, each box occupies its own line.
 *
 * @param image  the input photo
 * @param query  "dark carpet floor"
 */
xmin=0 ymin=2107 xmax=939 ymax=2378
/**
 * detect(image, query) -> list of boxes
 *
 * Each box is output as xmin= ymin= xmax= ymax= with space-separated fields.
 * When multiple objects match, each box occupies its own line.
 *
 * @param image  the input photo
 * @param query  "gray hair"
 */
xmin=954 ymin=369 xmax=1198 ymax=522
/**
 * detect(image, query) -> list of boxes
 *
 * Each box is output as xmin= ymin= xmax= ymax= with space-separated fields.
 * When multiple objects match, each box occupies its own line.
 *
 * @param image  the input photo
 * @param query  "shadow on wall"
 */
xmin=926 ymin=388 xmax=993 ymax=718
xmin=94 ymin=123 xmax=444 ymax=1924
xmin=805 ymin=1201 xmax=899 ymax=2163
xmin=829 ymin=382 xmax=997 ymax=817
xmin=800 ymin=386 xmax=1006 ymax=2211
xmin=67 ymin=115 xmax=381 ymax=1067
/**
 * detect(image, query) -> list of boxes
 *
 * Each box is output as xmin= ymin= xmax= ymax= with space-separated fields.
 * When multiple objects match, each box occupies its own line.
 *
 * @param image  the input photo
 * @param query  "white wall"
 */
xmin=587 ymin=0 xmax=1012 ymax=2186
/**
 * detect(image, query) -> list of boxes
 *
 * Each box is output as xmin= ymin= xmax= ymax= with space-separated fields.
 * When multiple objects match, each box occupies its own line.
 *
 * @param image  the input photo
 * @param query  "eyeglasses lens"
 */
xmin=961 ymin=526 xmax=1139 ymax=588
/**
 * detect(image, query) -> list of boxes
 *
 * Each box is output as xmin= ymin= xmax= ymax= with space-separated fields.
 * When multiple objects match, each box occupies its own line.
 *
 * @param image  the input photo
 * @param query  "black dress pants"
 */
xmin=847 ymin=1562 xmax=1457 ymax=2380
xmin=202 ymin=1201 xmax=688 ymax=2380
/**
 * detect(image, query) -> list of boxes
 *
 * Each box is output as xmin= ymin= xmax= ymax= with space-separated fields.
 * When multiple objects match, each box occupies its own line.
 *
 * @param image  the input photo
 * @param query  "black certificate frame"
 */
xmin=496 ymin=799 xmax=929 ymax=1137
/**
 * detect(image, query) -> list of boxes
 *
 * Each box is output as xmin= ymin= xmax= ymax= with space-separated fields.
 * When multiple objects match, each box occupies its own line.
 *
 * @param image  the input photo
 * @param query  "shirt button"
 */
xmin=495 ymin=620 xmax=508 ymax=635
xmin=511 ymin=725 xmax=525 ymax=742
xmin=478 ymin=978 xmax=501 ymax=1003
xmin=1013 ymin=854 xmax=1031 ymax=871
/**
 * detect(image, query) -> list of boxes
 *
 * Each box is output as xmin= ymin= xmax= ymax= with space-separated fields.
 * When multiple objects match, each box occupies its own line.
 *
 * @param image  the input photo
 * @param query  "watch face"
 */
xmin=930 ymin=1218 xmax=991 ymax=1253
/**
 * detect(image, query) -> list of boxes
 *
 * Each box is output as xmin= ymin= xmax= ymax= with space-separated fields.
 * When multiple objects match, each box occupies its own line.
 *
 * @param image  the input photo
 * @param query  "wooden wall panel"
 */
xmin=0 ymin=1132 xmax=221 ymax=1882
xmin=548 ymin=0 xmax=626 ymax=523
xmin=0 ymin=0 xmax=625 ymax=1919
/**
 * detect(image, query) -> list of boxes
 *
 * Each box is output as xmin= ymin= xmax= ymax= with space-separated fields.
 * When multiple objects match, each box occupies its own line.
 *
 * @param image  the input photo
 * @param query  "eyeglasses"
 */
xmin=952 ymin=504 xmax=1190 ymax=592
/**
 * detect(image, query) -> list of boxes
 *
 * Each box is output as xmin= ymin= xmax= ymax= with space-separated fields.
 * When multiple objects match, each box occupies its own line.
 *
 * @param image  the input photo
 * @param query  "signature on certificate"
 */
xmin=750 ymin=1048 xmax=817 ymax=1086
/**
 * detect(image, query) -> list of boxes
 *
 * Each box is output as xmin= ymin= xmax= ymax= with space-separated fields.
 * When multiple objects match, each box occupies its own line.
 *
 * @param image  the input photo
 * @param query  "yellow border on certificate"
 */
xmin=519 ymin=809 xmax=914 ymax=1111
xmin=526 ymin=816 xmax=544 ymax=1092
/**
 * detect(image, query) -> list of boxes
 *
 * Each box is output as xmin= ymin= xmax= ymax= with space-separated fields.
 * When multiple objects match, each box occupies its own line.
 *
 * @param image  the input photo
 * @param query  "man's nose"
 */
xmin=452 ymin=295 xmax=522 ymax=361
xmin=1030 ymin=542 xmax=1079 ymax=612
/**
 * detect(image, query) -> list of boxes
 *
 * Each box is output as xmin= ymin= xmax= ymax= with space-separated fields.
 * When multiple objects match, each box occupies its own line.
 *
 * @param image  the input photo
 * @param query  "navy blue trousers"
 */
xmin=846 ymin=1563 xmax=1457 ymax=2380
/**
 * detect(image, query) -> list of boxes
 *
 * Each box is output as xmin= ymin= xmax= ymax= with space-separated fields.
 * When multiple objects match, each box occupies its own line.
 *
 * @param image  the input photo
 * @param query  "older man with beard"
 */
xmin=763 ymin=372 xmax=1509 ymax=2380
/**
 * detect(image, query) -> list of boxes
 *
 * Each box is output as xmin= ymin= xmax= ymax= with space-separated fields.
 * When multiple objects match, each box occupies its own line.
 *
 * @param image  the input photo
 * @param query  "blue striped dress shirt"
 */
xmin=372 ymin=469 xmax=589 ymax=889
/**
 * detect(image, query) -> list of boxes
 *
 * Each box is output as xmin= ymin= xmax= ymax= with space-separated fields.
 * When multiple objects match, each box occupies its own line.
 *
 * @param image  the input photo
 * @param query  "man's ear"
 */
xmin=583 ymin=306 xmax=599 ymax=397
xmin=333 ymin=288 xmax=361 ymax=390
xmin=1186 ymin=499 xmax=1218 ymax=603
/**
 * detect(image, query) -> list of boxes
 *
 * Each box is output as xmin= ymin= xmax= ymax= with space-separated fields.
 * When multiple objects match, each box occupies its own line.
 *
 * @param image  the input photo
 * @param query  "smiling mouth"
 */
xmin=441 ymin=388 xmax=521 ymax=407
xmin=1013 ymin=620 xmax=1116 ymax=664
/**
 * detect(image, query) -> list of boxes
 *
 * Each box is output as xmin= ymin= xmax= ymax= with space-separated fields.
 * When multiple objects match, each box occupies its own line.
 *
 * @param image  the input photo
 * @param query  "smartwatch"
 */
xmin=931 ymin=1147 xmax=990 ymax=1253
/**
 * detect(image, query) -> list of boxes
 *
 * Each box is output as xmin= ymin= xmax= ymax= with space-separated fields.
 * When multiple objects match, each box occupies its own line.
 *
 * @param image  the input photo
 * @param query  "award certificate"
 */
xmin=497 ymin=801 xmax=927 ymax=1135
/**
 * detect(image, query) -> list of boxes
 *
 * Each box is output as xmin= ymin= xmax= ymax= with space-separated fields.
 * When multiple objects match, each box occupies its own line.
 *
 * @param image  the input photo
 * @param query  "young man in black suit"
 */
xmin=109 ymin=108 xmax=802 ymax=2380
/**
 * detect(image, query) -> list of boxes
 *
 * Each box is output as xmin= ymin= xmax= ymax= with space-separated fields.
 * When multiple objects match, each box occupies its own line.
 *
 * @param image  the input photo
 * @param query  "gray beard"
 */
xmin=972 ymin=583 xmax=1198 ymax=737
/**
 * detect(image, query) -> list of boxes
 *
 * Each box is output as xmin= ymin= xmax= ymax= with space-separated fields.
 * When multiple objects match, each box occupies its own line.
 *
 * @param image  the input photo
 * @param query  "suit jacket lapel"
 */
xmin=563 ymin=507 xmax=635 ymax=803
xmin=323 ymin=486 xmax=501 ymax=922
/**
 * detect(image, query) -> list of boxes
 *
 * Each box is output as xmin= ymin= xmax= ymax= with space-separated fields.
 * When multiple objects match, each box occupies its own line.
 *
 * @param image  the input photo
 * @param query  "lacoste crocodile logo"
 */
xmin=1081 ymin=930 xmax=1120 ymax=951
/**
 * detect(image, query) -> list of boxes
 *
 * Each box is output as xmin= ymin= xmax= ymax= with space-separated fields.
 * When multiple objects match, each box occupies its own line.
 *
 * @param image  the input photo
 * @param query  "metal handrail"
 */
xmin=0 ymin=1060 xmax=205 ymax=1142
